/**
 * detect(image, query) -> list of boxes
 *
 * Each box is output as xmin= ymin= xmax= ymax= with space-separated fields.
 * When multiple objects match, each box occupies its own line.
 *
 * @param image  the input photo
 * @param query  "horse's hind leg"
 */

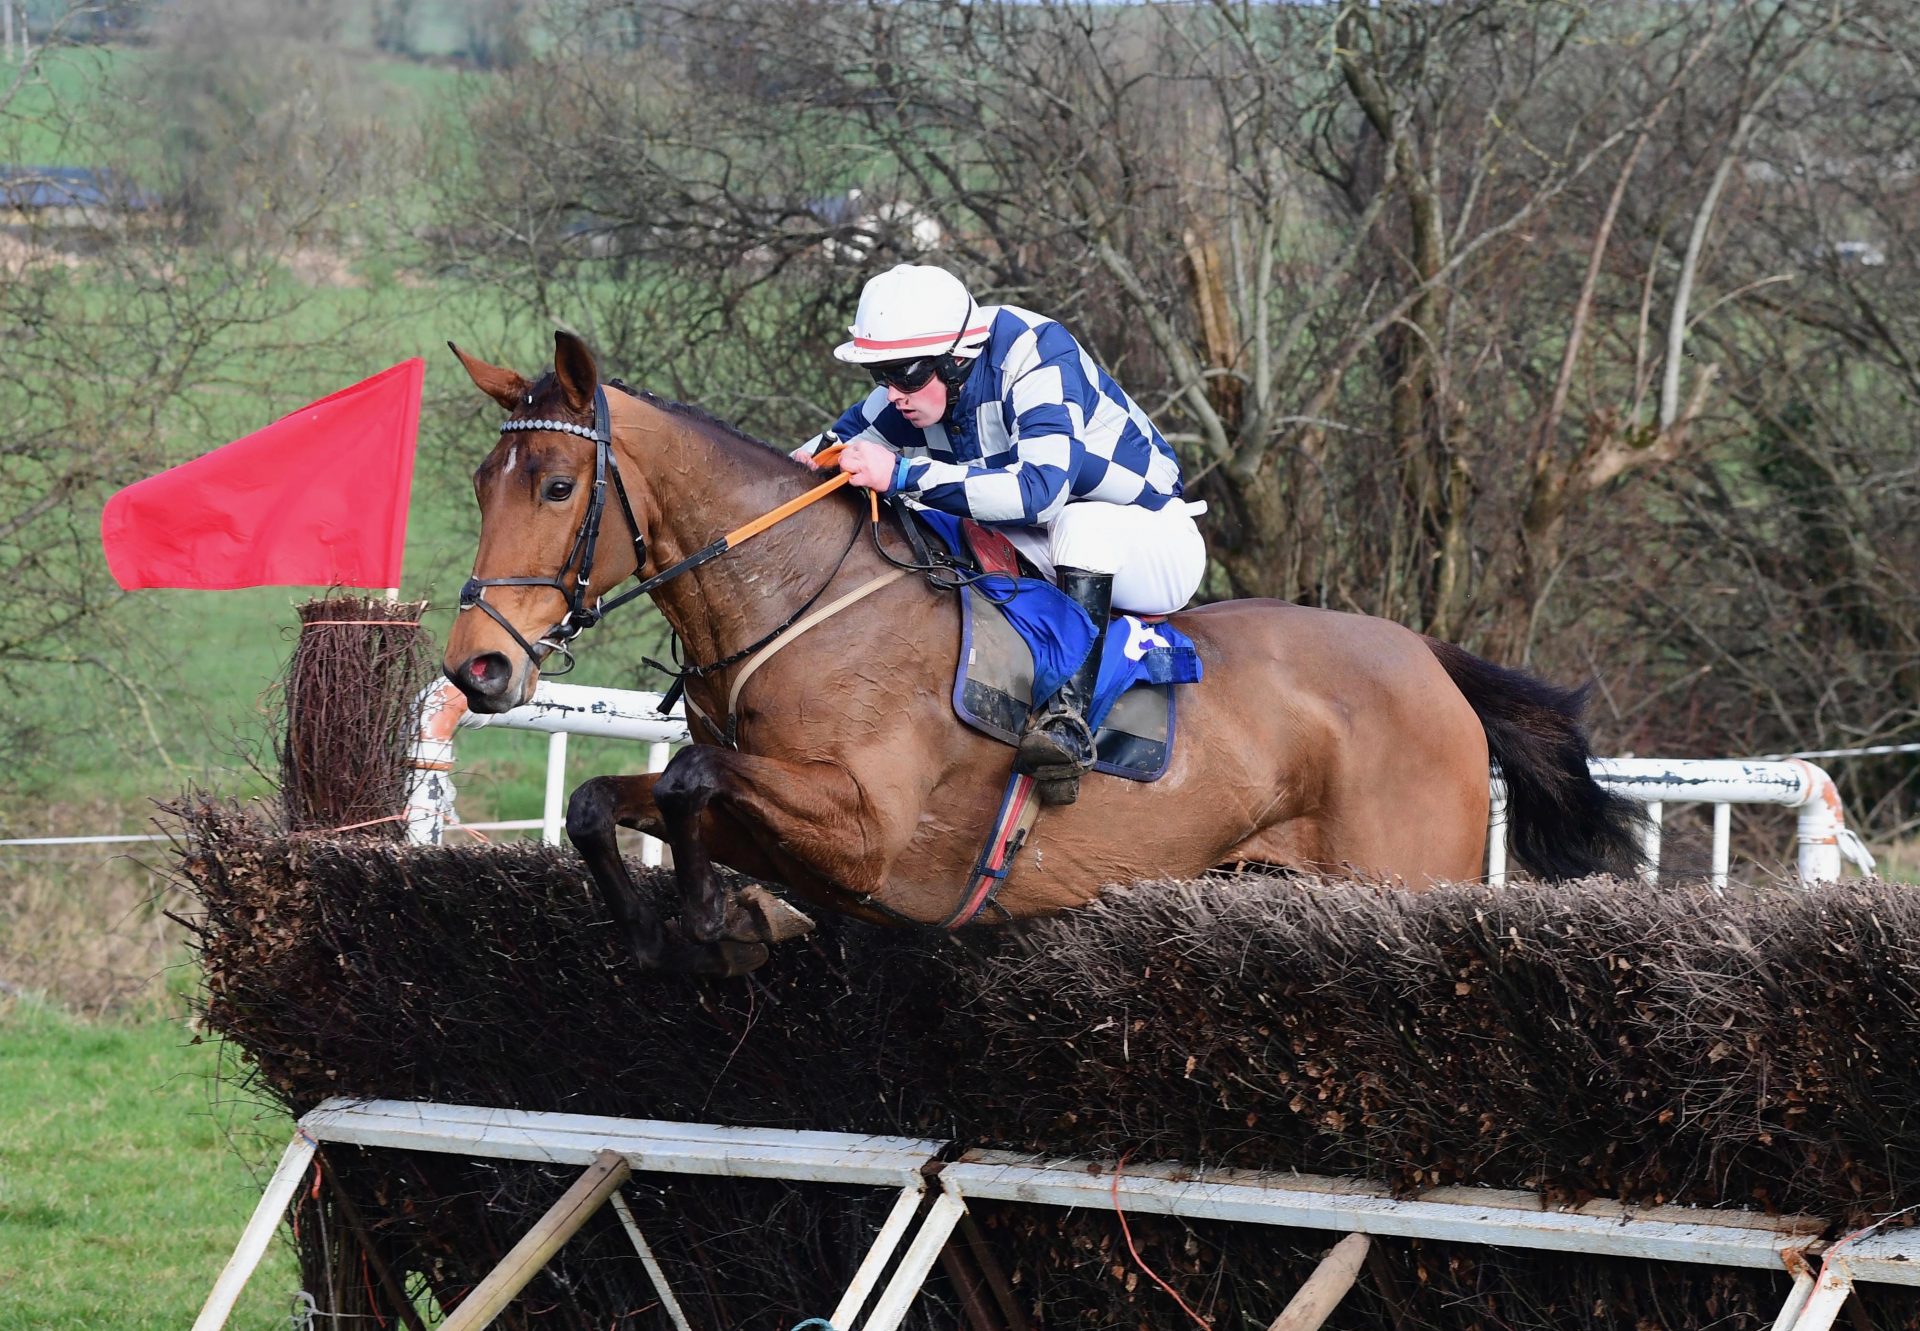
xmin=566 ymin=774 xmax=669 ymax=969
xmin=652 ymin=746 xmax=897 ymax=963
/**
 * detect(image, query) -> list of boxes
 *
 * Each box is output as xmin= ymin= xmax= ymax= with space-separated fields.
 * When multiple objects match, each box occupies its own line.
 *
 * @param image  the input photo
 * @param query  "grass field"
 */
xmin=0 ymin=997 xmax=298 ymax=1330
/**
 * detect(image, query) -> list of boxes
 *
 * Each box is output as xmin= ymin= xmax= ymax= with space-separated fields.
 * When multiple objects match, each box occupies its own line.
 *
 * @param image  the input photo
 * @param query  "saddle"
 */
xmin=900 ymin=507 xmax=1195 ymax=783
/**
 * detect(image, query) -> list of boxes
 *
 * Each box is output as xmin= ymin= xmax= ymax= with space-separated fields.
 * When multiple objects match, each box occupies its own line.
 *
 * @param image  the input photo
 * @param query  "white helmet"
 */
xmin=833 ymin=264 xmax=989 ymax=365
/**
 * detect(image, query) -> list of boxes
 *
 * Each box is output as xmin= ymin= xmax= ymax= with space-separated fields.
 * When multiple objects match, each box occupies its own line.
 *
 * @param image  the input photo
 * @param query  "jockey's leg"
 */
xmin=1013 ymin=501 xmax=1207 ymax=805
xmin=1015 ymin=566 xmax=1111 ymax=804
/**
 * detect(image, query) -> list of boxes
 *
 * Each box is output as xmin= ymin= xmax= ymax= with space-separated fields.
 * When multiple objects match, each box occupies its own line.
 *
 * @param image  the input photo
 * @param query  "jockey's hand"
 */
xmin=834 ymin=438 xmax=898 ymax=492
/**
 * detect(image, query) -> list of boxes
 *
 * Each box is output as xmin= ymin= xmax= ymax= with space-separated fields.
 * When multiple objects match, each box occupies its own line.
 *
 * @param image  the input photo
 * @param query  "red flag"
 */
xmin=101 ymin=358 xmax=423 ymax=591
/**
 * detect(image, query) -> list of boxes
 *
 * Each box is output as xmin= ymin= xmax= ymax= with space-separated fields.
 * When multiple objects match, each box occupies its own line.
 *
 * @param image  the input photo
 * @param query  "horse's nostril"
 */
xmin=469 ymin=659 xmax=490 ymax=682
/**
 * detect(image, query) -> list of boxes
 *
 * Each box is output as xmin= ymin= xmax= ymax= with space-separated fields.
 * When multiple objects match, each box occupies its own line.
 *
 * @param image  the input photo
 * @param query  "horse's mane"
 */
xmin=522 ymin=370 xmax=821 ymax=477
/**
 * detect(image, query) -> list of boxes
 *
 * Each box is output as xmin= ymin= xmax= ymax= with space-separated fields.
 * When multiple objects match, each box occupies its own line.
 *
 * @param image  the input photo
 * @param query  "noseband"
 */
xmin=458 ymin=385 xmax=647 ymax=676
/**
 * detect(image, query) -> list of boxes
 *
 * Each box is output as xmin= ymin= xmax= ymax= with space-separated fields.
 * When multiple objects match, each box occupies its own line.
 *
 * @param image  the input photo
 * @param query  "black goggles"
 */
xmin=867 ymin=357 xmax=942 ymax=392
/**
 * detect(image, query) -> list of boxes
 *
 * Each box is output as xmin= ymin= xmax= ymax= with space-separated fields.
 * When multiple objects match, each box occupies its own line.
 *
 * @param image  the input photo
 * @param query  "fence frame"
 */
xmin=193 ymin=1097 xmax=1916 ymax=1331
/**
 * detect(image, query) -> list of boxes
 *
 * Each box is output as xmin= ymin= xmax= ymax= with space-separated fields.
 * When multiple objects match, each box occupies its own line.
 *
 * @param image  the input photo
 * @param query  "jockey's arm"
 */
xmin=892 ymin=370 xmax=1083 ymax=525
xmin=792 ymin=391 xmax=913 ymax=466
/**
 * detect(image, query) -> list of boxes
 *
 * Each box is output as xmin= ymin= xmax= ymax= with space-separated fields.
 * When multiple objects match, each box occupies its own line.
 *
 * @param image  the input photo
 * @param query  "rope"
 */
xmin=313 ymin=813 xmax=408 ymax=836
xmin=790 ymin=1321 xmax=840 ymax=1330
xmin=298 ymin=620 xmax=423 ymax=628
xmin=1111 ymin=1151 xmax=1214 ymax=1330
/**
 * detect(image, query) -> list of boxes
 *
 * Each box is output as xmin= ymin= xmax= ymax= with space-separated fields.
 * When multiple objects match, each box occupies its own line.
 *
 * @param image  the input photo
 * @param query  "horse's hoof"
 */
xmin=662 ymin=937 xmax=768 ymax=977
xmin=713 ymin=940 xmax=769 ymax=976
xmin=724 ymin=886 xmax=815 ymax=945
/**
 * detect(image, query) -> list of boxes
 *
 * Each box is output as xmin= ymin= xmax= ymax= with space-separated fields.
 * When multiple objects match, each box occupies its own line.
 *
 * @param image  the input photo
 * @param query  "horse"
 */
xmin=442 ymin=332 xmax=1644 ymax=974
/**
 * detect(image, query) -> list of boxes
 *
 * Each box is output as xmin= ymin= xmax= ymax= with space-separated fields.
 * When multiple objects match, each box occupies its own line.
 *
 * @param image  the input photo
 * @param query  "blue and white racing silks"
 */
xmin=817 ymin=306 xmax=1184 ymax=526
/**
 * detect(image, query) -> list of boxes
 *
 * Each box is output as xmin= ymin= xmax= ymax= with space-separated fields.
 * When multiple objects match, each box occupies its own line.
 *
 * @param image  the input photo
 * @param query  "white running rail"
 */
xmin=1489 ymin=757 xmax=1877 ymax=890
xmin=406 ymin=680 xmax=687 ymax=857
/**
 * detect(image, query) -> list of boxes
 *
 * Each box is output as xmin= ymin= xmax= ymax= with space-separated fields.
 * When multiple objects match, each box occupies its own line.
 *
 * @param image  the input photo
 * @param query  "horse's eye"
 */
xmin=542 ymin=478 xmax=576 ymax=502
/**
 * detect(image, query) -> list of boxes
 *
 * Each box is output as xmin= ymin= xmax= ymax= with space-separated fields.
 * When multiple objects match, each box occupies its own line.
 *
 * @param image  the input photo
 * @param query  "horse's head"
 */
xmin=444 ymin=331 xmax=648 ymax=713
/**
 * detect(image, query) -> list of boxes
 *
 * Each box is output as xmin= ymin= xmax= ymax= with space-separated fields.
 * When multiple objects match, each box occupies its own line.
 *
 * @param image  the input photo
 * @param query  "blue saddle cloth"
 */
xmin=914 ymin=509 xmax=1204 ymax=738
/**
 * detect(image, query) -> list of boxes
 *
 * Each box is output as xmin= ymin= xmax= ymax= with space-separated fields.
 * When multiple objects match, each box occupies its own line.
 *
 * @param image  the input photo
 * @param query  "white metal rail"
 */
xmin=407 ymin=679 xmax=687 ymax=855
xmin=194 ymin=1097 xmax=1917 ymax=1331
xmin=1488 ymin=757 xmax=1878 ymax=890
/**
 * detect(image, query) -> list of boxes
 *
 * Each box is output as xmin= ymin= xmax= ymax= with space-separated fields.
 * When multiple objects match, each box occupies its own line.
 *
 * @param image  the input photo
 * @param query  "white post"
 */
xmin=1770 ymin=1266 xmax=1816 ymax=1331
xmin=860 ymin=1190 xmax=968 ymax=1331
xmin=542 ymin=731 xmax=569 ymax=846
xmin=1790 ymin=759 xmax=1846 ymax=885
xmin=1788 ymin=1256 xmax=1855 ymax=1331
xmin=1641 ymin=802 xmax=1663 ymax=884
xmin=830 ymin=1183 xmax=927 ymax=1331
xmin=3 ymin=5 xmax=14 ymax=63
xmin=608 ymin=1191 xmax=696 ymax=1331
xmin=1486 ymin=779 xmax=1508 ymax=888
xmin=643 ymin=741 xmax=672 ymax=868
xmin=190 ymin=1132 xmax=317 ymax=1331
xmin=406 ymin=680 xmax=468 ymax=846
xmin=1711 ymin=803 xmax=1732 ymax=893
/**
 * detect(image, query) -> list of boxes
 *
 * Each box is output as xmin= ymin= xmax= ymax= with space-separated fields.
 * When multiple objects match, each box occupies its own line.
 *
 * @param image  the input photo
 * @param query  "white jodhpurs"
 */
xmin=1002 ymin=499 xmax=1208 ymax=615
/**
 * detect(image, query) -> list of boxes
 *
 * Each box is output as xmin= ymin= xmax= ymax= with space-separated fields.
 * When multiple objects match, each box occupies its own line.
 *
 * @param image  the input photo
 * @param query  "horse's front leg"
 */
xmin=652 ymin=747 xmax=895 ymax=961
xmin=565 ymin=772 xmax=669 ymax=969
xmin=568 ymin=770 xmax=817 ymax=973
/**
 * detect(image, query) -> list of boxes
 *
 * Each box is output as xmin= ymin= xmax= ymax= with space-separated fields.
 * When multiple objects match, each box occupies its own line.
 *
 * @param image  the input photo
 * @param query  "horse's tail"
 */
xmin=1424 ymin=638 xmax=1645 ymax=882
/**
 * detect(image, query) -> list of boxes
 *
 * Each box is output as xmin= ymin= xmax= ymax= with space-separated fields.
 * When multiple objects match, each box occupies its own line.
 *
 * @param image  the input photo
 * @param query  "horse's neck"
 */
xmin=618 ymin=396 xmax=872 ymax=666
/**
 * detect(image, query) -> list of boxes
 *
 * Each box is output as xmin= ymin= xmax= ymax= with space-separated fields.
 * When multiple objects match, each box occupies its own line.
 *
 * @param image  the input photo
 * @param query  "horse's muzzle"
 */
xmin=446 ymin=652 xmax=525 ymax=714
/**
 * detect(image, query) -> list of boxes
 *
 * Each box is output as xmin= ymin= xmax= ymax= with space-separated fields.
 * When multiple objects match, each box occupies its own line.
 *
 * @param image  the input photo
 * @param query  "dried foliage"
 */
xmin=274 ymin=596 xmax=432 ymax=836
xmin=177 ymin=806 xmax=1920 ymax=1328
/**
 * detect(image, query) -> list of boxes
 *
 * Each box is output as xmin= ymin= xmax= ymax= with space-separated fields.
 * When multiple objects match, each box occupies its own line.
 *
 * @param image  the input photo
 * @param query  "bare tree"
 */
xmin=0 ymin=10 xmax=409 ymax=770
xmin=439 ymin=0 xmax=1919 ymax=826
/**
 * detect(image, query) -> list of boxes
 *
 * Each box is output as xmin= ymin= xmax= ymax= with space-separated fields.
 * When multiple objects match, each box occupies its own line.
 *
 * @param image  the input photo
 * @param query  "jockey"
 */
xmin=796 ymin=263 xmax=1206 ymax=805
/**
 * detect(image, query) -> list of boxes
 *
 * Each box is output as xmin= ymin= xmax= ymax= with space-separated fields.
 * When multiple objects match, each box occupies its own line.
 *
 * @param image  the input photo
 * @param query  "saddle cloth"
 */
xmin=909 ymin=509 xmax=1204 ymax=783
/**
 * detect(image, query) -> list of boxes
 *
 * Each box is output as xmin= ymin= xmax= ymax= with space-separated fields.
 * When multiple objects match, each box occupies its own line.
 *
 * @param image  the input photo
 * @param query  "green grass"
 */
xmin=0 ymin=997 xmax=298 ymax=1330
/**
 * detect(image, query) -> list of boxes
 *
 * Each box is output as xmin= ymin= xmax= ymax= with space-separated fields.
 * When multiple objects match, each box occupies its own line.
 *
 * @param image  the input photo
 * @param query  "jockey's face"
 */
xmin=887 ymin=374 xmax=950 ymax=429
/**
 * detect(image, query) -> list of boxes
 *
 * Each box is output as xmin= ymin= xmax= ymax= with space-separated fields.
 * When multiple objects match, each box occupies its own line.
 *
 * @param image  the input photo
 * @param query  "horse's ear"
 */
xmin=448 ymin=341 xmax=530 ymax=412
xmin=553 ymin=330 xmax=598 ymax=414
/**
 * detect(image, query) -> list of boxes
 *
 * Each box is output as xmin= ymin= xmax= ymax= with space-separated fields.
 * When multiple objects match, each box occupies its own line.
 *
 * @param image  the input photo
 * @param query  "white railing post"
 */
xmin=542 ymin=731 xmax=569 ymax=846
xmin=1641 ymin=802 xmax=1663 ymax=884
xmin=1490 ymin=758 xmax=1875 ymax=888
xmin=1711 ymin=803 xmax=1732 ymax=892
xmin=1486 ymin=778 xmax=1508 ymax=888
xmin=643 ymin=741 xmax=673 ymax=868
xmin=406 ymin=680 xmax=469 ymax=846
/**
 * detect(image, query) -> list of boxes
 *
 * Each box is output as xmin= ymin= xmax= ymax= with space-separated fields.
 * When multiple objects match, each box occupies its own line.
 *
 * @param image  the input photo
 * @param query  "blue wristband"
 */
xmin=891 ymin=456 xmax=913 ymax=493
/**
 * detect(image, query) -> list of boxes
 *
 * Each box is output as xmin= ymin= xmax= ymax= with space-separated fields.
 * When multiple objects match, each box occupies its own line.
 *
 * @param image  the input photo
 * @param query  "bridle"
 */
xmin=457 ymin=384 xmax=649 ymax=676
xmin=457 ymin=380 xmax=999 ymax=708
xmin=457 ymin=383 xmax=870 ymax=686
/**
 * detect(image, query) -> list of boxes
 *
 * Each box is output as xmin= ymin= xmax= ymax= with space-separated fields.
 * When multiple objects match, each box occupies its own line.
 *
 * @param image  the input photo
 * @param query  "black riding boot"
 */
xmin=1015 ymin=566 xmax=1114 ymax=806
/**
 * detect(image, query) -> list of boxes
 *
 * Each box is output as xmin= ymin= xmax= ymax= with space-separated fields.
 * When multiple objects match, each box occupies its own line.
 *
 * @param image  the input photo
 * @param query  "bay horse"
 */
xmin=443 ymin=332 xmax=1643 ymax=974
